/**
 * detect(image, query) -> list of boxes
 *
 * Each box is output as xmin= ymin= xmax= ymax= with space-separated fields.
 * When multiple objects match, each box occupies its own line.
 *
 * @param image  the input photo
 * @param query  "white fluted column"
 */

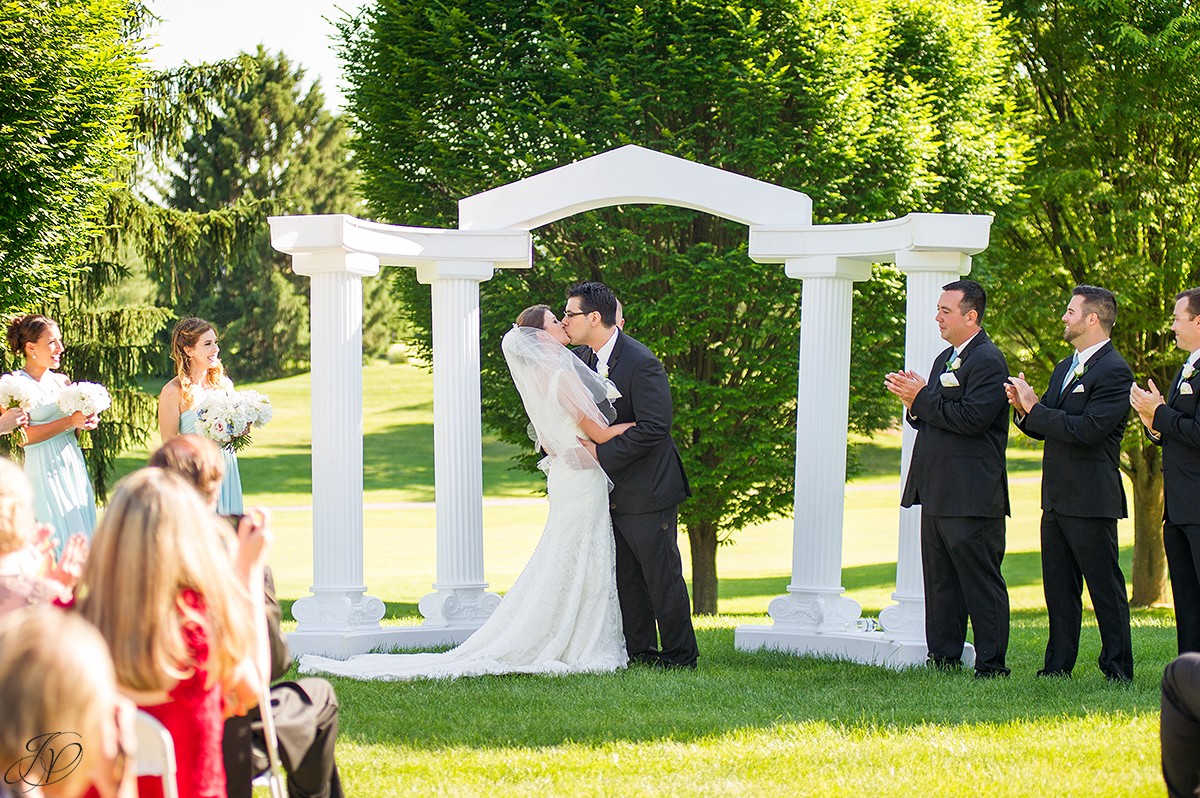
xmin=289 ymin=252 xmax=387 ymax=633
xmin=878 ymin=251 xmax=972 ymax=642
xmin=765 ymin=257 xmax=871 ymax=632
xmin=415 ymin=261 xmax=502 ymax=628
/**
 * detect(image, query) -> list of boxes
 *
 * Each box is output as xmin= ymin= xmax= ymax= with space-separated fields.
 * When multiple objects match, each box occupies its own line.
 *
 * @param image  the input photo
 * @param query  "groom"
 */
xmin=565 ymin=281 xmax=700 ymax=669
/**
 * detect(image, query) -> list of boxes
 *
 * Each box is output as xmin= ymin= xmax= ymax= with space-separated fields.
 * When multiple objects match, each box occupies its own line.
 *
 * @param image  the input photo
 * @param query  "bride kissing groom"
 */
xmin=299 ymin=281 xmax=697 ymax=681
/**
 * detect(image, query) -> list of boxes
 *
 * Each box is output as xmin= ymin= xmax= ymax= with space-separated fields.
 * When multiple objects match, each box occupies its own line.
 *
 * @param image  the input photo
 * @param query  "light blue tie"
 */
xmin=1060 ymin=352 xmax=1080 ymax=396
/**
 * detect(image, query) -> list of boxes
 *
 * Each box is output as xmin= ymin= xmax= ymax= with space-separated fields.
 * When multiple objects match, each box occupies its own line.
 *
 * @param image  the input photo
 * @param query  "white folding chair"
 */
xmin=134 ymin=710 xmax=180 ymax=798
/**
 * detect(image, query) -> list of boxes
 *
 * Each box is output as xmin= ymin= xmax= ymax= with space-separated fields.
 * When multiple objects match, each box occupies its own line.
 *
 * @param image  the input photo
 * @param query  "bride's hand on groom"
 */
xmin=611 ymin=422 xmax=636 ymax=436
xmin=577 ymin=437 xmax=598 ymax=459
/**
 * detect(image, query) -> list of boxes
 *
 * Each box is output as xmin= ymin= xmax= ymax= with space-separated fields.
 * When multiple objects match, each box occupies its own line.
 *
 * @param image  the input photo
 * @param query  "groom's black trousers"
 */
xmin=612 ymin=506 xmax=699 ymax=667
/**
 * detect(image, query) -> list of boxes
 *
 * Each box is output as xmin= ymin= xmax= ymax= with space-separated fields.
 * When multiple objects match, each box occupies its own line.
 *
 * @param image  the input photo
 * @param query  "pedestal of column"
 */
xmin=286 ymin=252 xmax=389 ymax=656
xmin=415 ymin=261 xmax=503 ymax=629
xmin=877 ymin=250 xmax=976 ymax=667
xmin=737 ymin=257 xmax=896 ymax=663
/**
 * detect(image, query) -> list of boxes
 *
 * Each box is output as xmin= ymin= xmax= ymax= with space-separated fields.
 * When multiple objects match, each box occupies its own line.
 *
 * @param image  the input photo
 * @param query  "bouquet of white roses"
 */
xmin=0 ymin=373 xmax=39 ymax=442
xmin=195 ymin=390 xmax=273 ymax=451
xmin=56 ymin=382 xmax=112 ymax=417
xmin=0 ymin=373 xmax=38 ymax=412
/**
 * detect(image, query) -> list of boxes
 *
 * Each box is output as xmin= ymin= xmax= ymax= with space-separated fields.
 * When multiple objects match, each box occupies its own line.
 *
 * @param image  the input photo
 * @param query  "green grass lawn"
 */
xmin=112 ymin=362 xmax=1169 ymax=796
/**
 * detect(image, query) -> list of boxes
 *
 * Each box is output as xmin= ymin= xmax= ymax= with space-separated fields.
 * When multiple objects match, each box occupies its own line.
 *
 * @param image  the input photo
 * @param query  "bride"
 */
xmin=299 ymin=305 xmax=633 ymax=680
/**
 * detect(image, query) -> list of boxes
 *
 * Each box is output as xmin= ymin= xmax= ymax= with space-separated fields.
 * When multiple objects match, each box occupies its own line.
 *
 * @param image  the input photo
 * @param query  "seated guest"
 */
xmin=0 ymin=457 xmax=86 ymax=616
xmin=0 ymin=606 xmax=136 ymax=798
xmin=77 ymin=468 xmax=269 ymax=798
xmin=1163 ymin=652 xmax=1200 ymax=797
xmin=149 ymin=435 xmax=344 ymax=798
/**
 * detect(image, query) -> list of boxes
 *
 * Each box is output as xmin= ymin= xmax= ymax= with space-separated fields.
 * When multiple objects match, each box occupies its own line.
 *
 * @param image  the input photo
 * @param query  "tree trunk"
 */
xmin=1128 ymin=441 xmax=1170 ymax=607
xmin=687 ymin=520 xmax=719 ymax=615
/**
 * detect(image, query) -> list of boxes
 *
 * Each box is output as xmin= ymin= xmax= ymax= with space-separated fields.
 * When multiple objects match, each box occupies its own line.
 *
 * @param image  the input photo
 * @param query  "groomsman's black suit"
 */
xmin=575 ymin=330 xmax=699 ymax=668
xmin=1150 ymin=357 xmax=1200 ymax=653
xmin=1015 ymin=341 xmax=1134 ymax=680
xmin=901 ymin=329 xmax=1012 ymax=676
xmin=1161 ymin=652 xmax=1200 ymax=797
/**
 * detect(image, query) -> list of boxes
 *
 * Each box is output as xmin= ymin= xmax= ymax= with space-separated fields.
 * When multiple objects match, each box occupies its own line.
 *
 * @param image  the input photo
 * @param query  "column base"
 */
xmin=767 ymin=588 xmax=862 ymax=633
xmin=418 ymin=584 xmax=502 ymax=627
xmin=285 ymin=626 xmax=478 ymax=659
xmin=878 ymin=593 xmax=926 ymax=643
xmin=735 ymin=624 xmax=976 ymax=671
xmin=292 ymin=588 xmax=386 ymax=633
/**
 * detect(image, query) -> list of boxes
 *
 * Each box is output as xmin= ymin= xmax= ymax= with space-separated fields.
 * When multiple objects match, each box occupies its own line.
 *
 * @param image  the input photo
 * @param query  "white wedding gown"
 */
xmin=298 ymin=369 xmax=628 ymax=681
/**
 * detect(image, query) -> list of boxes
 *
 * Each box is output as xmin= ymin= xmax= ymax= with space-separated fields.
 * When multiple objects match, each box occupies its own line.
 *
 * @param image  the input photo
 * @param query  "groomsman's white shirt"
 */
xmin=1074 ymin=338 xmax=1111 ymax=368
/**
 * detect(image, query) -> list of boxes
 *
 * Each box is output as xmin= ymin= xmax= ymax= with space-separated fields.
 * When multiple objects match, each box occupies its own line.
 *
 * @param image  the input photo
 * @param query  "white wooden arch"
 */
xmin=270 ymin=145 xmax=992 ymax=667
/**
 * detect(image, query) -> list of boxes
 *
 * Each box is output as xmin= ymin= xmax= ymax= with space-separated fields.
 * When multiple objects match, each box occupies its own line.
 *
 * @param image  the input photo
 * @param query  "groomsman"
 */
xmin=886 ymin=279 xmax=1012 ymax=677
xmin=1132 ymin=287 xmax=1200 ymax=654
xmin=1007 ymin=286 xmax=1134 ymax=681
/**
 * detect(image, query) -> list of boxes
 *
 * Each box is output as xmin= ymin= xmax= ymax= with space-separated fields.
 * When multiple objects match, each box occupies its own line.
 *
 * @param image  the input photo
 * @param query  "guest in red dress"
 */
xmin=77 ymin=469 xmax=269 ymax=798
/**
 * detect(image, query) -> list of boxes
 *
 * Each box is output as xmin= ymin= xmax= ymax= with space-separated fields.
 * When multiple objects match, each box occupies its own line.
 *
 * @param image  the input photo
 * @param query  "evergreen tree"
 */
xmin=0 ymin=0 xmax=145 ymax=311
xmin=340 ymin=0 xmax=1028 ymax=611
xmin=162 ymin=47 xmax=392 ymax=380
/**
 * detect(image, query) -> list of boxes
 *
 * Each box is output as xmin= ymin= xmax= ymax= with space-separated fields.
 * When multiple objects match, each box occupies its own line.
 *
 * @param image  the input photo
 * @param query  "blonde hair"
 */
xmin=0 ymin=457 xmax=36 ymax=555
xmin=149 ymin=434 xmax=225 ymax=508
xmin=77 ymin=468 xmax=251 ymax=692
xmin=170 ymin=317 xmax=229 ymax=409
xmin=0 ymin=607 xmax=117 ymax=798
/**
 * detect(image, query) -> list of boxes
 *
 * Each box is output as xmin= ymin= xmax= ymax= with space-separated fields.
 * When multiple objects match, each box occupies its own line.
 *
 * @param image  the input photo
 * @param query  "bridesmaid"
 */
xmin=158 ymin=317 xmax=244 ymax=514
xmin=5 ymin=314 xmax=98 ymax=553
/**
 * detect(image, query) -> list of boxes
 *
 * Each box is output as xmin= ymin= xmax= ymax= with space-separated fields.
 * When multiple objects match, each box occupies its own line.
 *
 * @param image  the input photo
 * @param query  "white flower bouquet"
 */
xmin=0 ymin=373 xmax=38 ymax=412
xmin=56 ymin=382 xmax=112 ymax=417
xmin=195 ymin=390 xmax=273 ymax=451
xmin=0 ymin=373 xmax=39 ymax=442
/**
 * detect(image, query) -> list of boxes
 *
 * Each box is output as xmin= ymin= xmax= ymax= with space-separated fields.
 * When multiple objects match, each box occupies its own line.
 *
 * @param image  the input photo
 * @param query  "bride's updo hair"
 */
xmin=515 ymin=305 xmax=552 ymax=330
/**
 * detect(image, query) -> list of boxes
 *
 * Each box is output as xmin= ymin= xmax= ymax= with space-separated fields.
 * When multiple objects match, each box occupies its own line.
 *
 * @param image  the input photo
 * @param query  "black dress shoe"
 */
xmin=629 ymin=651 xmax=664 ymax=667
xmin=1104 ymin=672 xmax=1133 ymax=685
xmin=973 ymin=668 xmax=1011 ymax=680
xmin=927 ymin=655 xmax=963 ymax=672
xmin=1036 ymin=669 xmax=1071 ymax=678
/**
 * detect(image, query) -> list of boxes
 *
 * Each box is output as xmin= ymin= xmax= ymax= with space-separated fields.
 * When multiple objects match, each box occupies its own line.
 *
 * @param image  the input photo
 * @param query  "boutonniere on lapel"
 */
xmin=939 ymin=355 xmax=962 ymax=388
xmin=1180 ymin=363 xmax=1197 ymax=395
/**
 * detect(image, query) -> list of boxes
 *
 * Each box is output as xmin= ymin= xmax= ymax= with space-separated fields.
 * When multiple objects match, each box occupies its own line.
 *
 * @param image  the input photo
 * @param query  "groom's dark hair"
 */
xmin=567 ymin=281 xmax=619 ymax=327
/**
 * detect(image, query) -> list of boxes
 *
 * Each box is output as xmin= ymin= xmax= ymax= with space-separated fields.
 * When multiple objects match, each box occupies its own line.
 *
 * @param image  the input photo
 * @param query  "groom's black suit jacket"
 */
xmin=901 ymin=329 xmax=1010 ymax=518
xmin=1014 ymin=341 xmax=1132 ymax=519
xmin=574 ymin=330 xmax=690 ymax=515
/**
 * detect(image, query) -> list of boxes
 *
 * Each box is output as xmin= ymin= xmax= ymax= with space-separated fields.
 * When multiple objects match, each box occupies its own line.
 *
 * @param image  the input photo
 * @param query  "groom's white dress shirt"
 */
xmin=595 ymin=327 xmax=620 ymax=378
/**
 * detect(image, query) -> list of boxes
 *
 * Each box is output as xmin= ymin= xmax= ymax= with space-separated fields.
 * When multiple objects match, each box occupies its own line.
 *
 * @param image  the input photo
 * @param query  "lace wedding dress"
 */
xmin=298 ymin=327 xmax=627 ymax=680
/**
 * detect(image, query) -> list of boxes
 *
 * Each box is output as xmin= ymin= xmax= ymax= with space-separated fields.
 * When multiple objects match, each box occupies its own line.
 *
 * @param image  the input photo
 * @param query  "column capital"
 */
xmin=784 ymin=256 xmax=872 ymax=281
xmin=291 ymin=251 xmax=381 ymax=278
xmin=416 ymin=261 xmax=496 ymax=284
xmin=894 ymin=250 xmax=972 ymax=275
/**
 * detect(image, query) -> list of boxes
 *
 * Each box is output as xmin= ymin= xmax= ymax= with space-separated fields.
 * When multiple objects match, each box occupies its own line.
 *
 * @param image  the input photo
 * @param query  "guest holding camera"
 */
xmin=77 ymin=468 xmax=269 ymax=798
xmin=150 ymin=435 xmax=344 ymax=798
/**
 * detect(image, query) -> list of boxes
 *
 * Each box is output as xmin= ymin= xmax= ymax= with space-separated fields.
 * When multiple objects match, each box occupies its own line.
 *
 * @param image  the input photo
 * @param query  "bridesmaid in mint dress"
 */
xmin=158 ymin=318 xmax=243 ymax=515
xmin=5 ymin=315 xmax=98 ymax=554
